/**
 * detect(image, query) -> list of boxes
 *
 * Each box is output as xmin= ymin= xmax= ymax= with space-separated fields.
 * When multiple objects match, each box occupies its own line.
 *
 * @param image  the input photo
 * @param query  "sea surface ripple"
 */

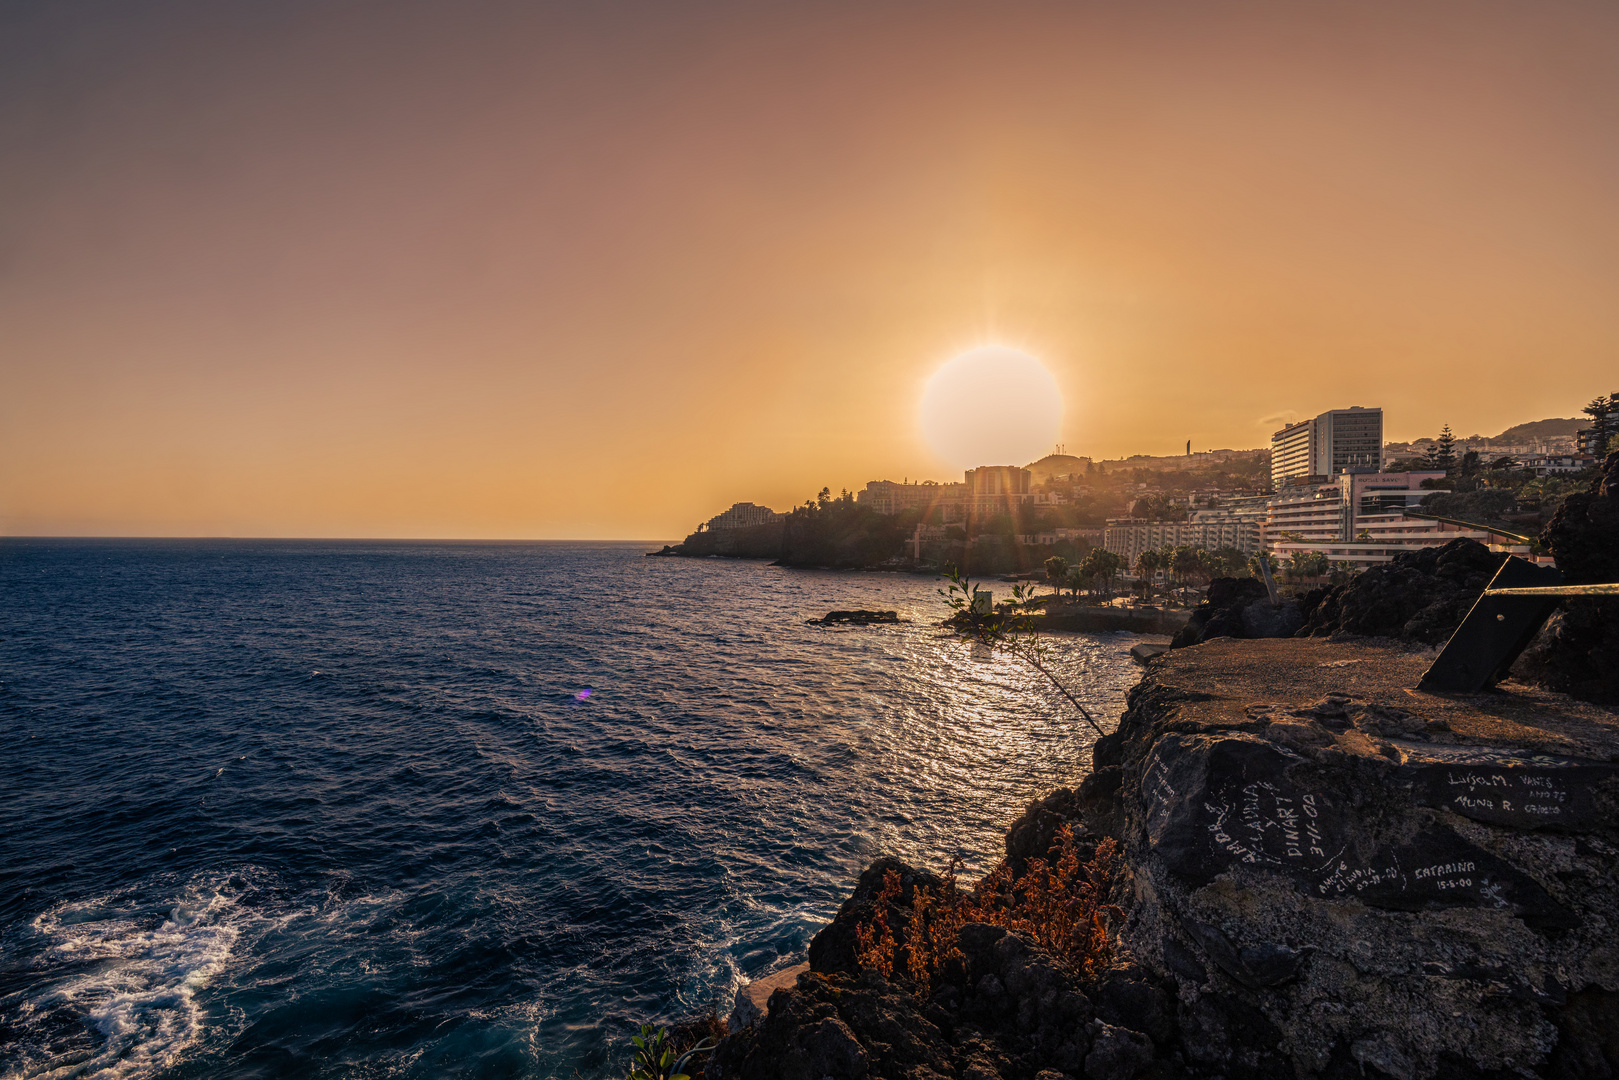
xmin=0 ymin=540 xmax=1147 ymax=1079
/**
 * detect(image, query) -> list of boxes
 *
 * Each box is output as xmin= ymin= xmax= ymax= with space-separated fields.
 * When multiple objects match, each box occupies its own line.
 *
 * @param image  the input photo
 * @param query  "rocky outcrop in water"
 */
xmin=808 ymin=610 xmax=904 ymax=626
xmin=710 ymin=637 xmax=1619 ymax=1079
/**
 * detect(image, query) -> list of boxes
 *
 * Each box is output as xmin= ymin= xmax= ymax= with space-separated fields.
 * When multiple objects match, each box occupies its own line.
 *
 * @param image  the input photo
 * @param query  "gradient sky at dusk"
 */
xmin=3 ymin=1 xmax=1616 ymax=538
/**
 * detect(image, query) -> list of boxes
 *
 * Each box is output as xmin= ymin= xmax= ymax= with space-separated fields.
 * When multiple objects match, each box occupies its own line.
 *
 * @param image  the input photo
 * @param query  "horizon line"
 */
xmin=0 ymin=535 xmax=682 ymax=544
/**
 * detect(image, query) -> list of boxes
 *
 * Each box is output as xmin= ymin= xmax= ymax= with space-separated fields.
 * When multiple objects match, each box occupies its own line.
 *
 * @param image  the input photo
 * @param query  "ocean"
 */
xmin=0 ymin=539 xmax=1147 ymax=1079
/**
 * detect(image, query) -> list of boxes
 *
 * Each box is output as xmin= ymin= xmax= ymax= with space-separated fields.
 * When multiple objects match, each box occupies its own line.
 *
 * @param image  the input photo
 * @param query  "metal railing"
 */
xmin=1419 ymin=560 xmax=1617 ymax=693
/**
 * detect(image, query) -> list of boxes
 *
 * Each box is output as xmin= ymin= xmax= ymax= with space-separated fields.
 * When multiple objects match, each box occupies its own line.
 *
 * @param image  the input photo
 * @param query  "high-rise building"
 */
xmin=1270 ymin=420 xmax=1315 ymax=489
xmin=1269 ymin=406 xmax=1383 ymax=488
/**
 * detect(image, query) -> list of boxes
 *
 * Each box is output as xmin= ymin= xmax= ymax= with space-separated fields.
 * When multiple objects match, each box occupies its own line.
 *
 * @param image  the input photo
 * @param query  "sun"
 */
xmin=919 ymin=347 xmax=1063 ymax=471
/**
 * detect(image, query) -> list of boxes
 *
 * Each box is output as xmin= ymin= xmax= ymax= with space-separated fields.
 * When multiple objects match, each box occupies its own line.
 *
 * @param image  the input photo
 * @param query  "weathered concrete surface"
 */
xmin=1101 ymin=636 xmax=1619 ymax=1078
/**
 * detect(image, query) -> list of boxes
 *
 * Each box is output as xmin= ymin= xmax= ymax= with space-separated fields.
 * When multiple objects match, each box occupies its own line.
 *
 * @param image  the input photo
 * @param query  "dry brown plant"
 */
xmin=852 ymin=829 xmax=1123 ymax=995
xmin=853 ymin=869 xmax=901 ymax=979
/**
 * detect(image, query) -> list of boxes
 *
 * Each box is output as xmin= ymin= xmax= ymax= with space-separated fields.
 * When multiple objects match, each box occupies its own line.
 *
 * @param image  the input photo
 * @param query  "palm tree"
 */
xmin=1134 ymin=549 xmax=1162 ymax=599
xmin=1044 ymin=555 xmax=1069 ymax=595
xmin=1077 ymin=548 xmax=1123 ymax=599
xmin=1170 ymin=545 xmax=1207 ymax=604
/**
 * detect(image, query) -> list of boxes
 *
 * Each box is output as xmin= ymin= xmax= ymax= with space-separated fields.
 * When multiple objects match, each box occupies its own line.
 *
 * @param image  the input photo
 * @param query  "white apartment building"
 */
xmin=1102 ymin=519 xmax=1261 ymax=564
xmin=1031 ymin=528 xmax=1102 ymax=547
xmin=1270 ymin=406 xmax=1384 ymax=488
xmin=856 ymin=480 xmax=967 ymax=516
xmin=1102 ymin=492 xmax=1272 ymax=563
xmin=1263 ymin=471 xmax=1533 ymax=566
xmin=703 ymin=502 xmax=784 ymax=530
xmin=858 ymin=466 xmax=1033 ymax=520
xmin=1270 ymin=421 xmax=1315 ymax=489
xmin=1520 ymin=454 xmax=1596 ymax=476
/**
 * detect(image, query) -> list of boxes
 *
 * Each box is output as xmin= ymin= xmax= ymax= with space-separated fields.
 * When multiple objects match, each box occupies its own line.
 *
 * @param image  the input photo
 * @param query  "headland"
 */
xmin=698 ymin=453 xmax=1619 ymax=1079
xmin=708 ymin=636 xmax=1619 ymax=1079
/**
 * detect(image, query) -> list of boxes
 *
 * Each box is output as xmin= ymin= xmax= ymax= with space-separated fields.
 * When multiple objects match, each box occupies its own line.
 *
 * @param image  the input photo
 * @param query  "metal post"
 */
xmin=1418 ymin=558 xmax=1565 ymax=694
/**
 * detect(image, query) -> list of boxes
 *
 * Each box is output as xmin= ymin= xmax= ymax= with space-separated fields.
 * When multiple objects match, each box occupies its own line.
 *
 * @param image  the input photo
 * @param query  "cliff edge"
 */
xmin=710 ymin=637 xmax=1619 ymax=1079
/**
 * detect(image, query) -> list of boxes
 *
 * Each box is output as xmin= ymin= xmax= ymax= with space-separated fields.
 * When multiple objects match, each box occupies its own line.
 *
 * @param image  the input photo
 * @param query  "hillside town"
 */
xmin=665 ymin=394 xmax=1618 ymax=592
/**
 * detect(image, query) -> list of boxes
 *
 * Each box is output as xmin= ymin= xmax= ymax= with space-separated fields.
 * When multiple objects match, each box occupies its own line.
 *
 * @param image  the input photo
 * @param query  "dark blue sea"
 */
xmin=0 ymin=540 xmax=1148 ymax=1079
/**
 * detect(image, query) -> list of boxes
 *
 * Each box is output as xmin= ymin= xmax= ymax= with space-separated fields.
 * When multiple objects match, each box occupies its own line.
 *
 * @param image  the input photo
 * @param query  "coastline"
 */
xmin=707 ymin=635 xmax=1619 ymax=1079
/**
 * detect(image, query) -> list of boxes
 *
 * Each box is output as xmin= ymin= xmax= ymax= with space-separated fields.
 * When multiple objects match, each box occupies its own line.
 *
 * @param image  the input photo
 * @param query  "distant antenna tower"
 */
xmin=1055 ymin=443 xmax=1066 ymax=456
xmin=1186 ymin=440 xmax=1191 ymax=456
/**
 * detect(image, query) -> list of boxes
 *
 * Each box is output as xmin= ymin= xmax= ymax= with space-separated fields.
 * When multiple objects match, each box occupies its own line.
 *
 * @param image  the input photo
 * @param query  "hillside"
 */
xmin=1484 ymin=417 xmax=1585 ymax=442
xmin=1026 ymin=449 xmax=1268 ymax=478
xmin=1023 ymin=454 xmax=1091 ymax=483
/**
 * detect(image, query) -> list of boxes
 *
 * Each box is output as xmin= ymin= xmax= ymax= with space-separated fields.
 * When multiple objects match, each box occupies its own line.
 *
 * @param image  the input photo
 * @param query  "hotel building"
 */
xmin=1270 ymin=406 xmax=1384 ymax=489
xmin=1264 ymin=471 xmax=1533 ymax=566
xmin=703 ymin=502 xmax=784 ymax=530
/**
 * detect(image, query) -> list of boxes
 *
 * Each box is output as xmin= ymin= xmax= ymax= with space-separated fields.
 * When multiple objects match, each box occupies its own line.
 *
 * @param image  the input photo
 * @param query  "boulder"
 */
xmin=807 ymin=857 xmax=945 ymax=979
xmin=1516 ymin=451 xmax=1619 ymax=705
xmin=1296 ymin=537 xmax=1507 ymax=643
xmin=711 ymin=922 xmax=1104 ymax=1080
xmin=1084 ymin=1022 xmax=1155 ymax=1080
xmin=1002 ymin=787 xmax=1095 ymax=876
xmin=1171 ymin=577 xmax=1301 ymax=648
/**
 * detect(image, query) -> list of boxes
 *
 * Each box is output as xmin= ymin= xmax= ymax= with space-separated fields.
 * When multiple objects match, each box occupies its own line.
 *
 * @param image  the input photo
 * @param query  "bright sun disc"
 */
xmin=919 ymin=347 xmax=1063 ymax=470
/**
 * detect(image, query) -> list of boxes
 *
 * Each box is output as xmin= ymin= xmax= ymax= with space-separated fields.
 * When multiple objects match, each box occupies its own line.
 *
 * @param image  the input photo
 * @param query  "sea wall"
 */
xmin=1039 ymin=604 xmax=1189 ymax=636
xmin=708 ymin=637 xmax=1619 ymax=1079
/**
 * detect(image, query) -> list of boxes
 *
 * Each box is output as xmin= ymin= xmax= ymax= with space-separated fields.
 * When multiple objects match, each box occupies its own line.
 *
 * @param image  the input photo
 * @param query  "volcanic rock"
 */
xmin=709 ymin=636 xmax=1619 ymax=1078
xmin=1296 ymin=537 xmax=1507 ymax=643
xmin=1106 ymin=637 xmax=1619 ymax=1078
xmin=809 ymin=610 xmax=904 ymax=626
xmin=1516 ymin=450 xmax=1619 ymax=705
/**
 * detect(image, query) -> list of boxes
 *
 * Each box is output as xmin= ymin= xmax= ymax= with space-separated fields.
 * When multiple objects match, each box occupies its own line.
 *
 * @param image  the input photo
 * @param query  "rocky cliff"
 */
xmin=708 ymin=637 xmax=1619 ymax=1079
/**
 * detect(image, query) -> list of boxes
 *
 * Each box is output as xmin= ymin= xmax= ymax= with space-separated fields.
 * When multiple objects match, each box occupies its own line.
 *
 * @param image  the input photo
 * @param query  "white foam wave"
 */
xmin=6 ymin=874 xmax=245 ymax=1080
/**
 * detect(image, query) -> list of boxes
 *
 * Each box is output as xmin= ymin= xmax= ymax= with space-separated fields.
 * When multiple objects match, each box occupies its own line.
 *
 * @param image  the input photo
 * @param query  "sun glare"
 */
xmin=919 ymin=347 xmax=1063 ymax=471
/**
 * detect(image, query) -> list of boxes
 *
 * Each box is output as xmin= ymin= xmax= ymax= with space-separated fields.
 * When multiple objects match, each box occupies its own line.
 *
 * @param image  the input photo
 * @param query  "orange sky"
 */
xmin=3 ymin=1 xmax=1615 ymax=539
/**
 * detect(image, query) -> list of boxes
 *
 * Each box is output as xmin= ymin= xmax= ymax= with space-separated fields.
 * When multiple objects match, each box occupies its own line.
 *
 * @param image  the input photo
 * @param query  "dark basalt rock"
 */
xmin=807 ymin=857 xmax=945 ymax=979
xmin=1109 ymin=639 xmax=1619 ymax=1077
xmin=1171 ymin=576 xmax=1296 ymax=648
xmin=1516 ymin=450 xmax=1619 ymax=705
xmin=1540 ymin=450 xmax=1619 ymax=585
xmin=715 ymin=637 xmax=1619 ymax=1079
xmin=1003 ymin=787 xmax=1095 ymax=876
xmin=1138 ymin=730 xmax=1583 ymax=929
xmin=715 ymin=914 xmax=1137 ymax=1080
xmin=1297 ymin=537 xmax=1508 ymax=643
xmin=808 ymin=610 xmax=904 ymax=626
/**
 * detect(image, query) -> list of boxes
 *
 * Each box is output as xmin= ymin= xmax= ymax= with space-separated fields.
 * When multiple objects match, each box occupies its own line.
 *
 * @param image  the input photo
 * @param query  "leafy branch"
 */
xmin=937 ymin=564 xmax=1104 ymax=735
xmin=624 ymin=1024 xmax=715 ymax=1080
